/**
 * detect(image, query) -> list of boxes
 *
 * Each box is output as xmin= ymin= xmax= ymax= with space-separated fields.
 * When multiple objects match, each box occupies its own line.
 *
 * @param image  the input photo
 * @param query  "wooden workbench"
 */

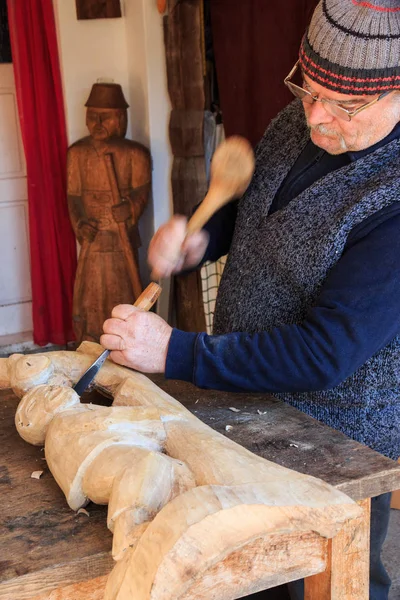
xmin=1 ymin=379 xmax=400 ymax=599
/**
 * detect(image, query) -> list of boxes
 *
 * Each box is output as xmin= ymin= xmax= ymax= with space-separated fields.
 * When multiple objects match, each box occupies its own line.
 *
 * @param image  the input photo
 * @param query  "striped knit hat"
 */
xmin=300 ymin=0 xmax=400 ymax=95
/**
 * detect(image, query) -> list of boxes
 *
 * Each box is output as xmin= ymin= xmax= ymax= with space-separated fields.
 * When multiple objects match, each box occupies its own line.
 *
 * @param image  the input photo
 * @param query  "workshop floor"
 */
xmin=383 ymin=508 xmax=400 ymax=599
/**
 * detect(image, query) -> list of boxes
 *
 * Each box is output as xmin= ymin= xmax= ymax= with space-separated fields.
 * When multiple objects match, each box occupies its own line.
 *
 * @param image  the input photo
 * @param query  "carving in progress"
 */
xmin=0 ymin=344 xmax=361 ymax=600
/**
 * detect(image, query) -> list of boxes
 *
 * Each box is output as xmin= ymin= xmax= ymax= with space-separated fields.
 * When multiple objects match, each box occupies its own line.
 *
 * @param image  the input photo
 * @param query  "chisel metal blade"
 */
xmin=73 ymin=349 xmax=110 ymax=396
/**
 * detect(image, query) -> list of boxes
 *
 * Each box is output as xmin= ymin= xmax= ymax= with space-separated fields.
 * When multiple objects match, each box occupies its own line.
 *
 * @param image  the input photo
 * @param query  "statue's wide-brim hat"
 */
xmin=85 ymin=83 xmax=129 ymax=109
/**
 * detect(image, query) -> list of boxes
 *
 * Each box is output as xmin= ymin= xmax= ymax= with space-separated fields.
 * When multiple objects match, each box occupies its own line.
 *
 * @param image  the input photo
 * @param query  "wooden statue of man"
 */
xmin=67 ymin=83 xmax=151 ymax=343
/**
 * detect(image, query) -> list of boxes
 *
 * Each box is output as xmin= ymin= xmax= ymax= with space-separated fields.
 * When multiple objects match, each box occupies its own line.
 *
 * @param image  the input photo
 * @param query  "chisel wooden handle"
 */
xmin=134 ymin=282 xmax=162 ymax=311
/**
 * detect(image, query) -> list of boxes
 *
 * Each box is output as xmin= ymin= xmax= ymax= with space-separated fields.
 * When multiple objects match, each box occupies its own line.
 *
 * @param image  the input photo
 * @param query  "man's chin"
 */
xmin=310 ymin=130 xmax=345 ymax=154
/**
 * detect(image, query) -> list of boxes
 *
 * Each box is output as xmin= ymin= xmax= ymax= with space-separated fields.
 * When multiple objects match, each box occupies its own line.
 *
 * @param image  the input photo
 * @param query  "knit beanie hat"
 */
xmin=300 ymin=0 xmax=400 ymax=95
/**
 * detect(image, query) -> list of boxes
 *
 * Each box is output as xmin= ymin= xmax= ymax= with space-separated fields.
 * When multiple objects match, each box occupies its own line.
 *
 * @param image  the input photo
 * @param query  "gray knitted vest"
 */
xmin=213 ymin=101 xmax=400 ymax=460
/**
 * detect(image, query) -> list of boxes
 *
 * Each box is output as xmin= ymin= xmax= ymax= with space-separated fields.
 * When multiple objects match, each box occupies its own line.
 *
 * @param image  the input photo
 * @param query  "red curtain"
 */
xmin=210 ymin=0 xmax=318 ymax=146
xmin=7 ymin=0 xmax=77 ymax=345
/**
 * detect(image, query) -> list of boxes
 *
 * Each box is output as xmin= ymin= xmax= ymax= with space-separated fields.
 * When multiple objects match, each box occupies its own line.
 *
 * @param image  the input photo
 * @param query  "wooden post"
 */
xmin=164 ymin=0 xmax=207 ymax=332
xmin=304 ymin=498 xmax=371 ymax=600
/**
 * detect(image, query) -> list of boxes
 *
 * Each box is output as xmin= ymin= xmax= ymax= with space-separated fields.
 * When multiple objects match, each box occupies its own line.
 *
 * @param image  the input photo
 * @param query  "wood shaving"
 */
xmin=77 ymin=508 xmax=90 ymax=517
xmin=31 ymin=471 xmax=43 ymax=479
xmin=225 ymin=425 xmax=233 ymax=431
xmin=228 ymin=407 xmax=240 ymax=413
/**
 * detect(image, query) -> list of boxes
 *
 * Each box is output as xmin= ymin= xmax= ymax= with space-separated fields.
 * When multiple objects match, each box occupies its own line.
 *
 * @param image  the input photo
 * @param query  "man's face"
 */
xmin=86 ymin=107 xmax=124 ymax=140
xmin=302 ymin=75 xmax=400 ymax=154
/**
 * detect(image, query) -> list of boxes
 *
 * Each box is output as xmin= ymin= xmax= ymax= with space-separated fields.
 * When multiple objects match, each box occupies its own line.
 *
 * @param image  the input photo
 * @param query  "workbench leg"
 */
xmin=304 ymin=498 xmax=370 ymax=600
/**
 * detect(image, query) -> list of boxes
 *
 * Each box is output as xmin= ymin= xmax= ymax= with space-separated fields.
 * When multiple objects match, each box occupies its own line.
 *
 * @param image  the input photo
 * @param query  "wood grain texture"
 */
xmin=304 ymin=499 xmax=370 ymax=600
xmin=0 ymin=386 xmax=112 ymax=599
xmin=151 ymin=377 xmax=400 ymax=501
xmin=164 ymin=0 xmax=207 ymax=332
xmin=391 ymin=459 xmax=400 ymax=509
xmin=170 ymin=157 xmax=207 ymax=331
xmin=177 ymin=532 xmax=327 ymax=599
xmin=1 ymin=344 xmax=363 ymax=600
xmin=67 ymin=105 xmax=151 ymax=343
xmin=169 ymin=109 xmax=205 ymax=157
xmin=30 ymin=576 xmax=107 ymax=600
xmin=165 ymin=0 xmax=204 ymax=110
xmin=1 ymin=558 xmax=112 ymax=600
xmin=75 ymin=0 xmax=121 ymax=20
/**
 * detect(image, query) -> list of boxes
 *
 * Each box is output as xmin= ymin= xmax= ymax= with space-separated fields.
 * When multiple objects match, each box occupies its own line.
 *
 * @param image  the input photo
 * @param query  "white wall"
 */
xmin=53 ymin=0 xmax=172 ymax=318
xmin=54 ymin=0 xmax=130 ymax=143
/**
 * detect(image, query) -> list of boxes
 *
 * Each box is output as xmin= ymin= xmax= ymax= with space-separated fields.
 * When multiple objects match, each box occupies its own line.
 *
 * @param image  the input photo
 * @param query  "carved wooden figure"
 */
xmin=0 ymin=344 xmax=362 ymax=600
xmin=67 ymin=83 xmax=151 ymax=344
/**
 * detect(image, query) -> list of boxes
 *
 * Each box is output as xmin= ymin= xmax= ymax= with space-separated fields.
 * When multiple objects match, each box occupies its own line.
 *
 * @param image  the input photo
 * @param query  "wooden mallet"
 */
xmin=186 ymin=135 xmax=255 ymax=235
xmin=152 ymin=135 xmax=255 ymax=279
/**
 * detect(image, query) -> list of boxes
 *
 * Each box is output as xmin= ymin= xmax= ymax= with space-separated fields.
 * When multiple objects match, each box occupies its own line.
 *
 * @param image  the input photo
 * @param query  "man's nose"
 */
xmin=305 ymin=100 xmax=334 ymax=126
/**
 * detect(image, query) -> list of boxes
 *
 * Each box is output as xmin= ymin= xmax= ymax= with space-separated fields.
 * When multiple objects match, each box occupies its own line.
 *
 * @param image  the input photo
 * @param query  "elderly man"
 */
xmin=102 ymin=2 xmax=400 ymax=598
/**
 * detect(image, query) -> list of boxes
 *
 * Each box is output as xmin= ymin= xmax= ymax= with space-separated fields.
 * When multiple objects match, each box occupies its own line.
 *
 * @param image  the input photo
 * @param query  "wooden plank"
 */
xmin=151 ymin=378 xmax=400 ymax=501
xmin=0 ymin=390 xmax=112 ymax=594
xmin=30 ymin=576 xmax=107 ymax=600
xmin=179 ymin=532 xmax=327 ymax=599
xmin=2 ymin=377 xmax=399 ymax=597
xmin=392 ymin=492 xmax=400 ymax=509
xmin=0 ymin=557 xmax=112 ymax=600
xmin=391 ymin=459 xmax=400 ymax=510
xmin=304 ymin=499 xmax=370 ymax=600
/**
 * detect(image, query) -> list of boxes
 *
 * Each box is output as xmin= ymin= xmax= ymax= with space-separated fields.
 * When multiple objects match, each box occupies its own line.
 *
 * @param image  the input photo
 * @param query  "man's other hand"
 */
xmin=148 ymin=215 xmax=209 ymax=279
xmin=101 ymin=306 xmax=173 ymax=373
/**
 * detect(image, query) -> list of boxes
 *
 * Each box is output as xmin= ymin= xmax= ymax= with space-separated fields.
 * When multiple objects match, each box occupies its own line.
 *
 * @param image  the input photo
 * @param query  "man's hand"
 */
xmin=148 ymin=215 xmax=209 ymax=279
xmin=100 ymin=306 xmax=173 ymax=373
xmin=77 ymin=220 xmax=98 ymax=243
xmin=112 ymin=200 xmax=132 ymax=223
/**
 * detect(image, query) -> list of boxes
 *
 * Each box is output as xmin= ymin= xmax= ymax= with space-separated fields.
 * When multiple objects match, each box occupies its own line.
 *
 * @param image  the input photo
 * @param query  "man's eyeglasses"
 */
xmin=284 ymin=61 xmax=392 ymax=122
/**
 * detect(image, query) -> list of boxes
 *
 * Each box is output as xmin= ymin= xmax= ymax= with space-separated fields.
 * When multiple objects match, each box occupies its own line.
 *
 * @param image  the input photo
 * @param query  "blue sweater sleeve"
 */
xmin=166 ymin=206 xmax=400 ymax=392
xmin=200 ymin=200 xmax=238 ymax=263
